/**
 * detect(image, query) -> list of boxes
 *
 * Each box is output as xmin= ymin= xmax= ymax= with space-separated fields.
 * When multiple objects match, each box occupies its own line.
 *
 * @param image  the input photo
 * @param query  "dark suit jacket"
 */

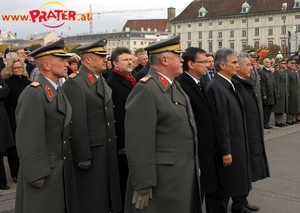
xmin=259 ymin=67 xmax=277 ymax=105
xmin=200 ymin=70 xmax=215 ymax=89
xmin=206 ymin=74 xmax=251 ymax=197
xmin=177 ymin=72 xmax=218 ymax=195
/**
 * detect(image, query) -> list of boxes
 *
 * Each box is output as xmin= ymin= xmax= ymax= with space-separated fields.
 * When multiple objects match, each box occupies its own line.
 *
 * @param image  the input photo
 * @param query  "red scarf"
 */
xmin=113 ymin=69 xmax=136 ymax=86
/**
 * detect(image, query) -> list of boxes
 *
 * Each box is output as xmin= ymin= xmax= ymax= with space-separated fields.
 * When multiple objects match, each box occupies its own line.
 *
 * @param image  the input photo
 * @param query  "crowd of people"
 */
xmin=0 ymin=34 xmax=297 ymax=213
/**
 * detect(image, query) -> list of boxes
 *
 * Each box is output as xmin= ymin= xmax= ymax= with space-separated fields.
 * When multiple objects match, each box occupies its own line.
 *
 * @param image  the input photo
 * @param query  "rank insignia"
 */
xmin=30 ymin=82 xmax=40 ymax=87
xmin=159 ymin=76 xmax=168 ymax=87
xmin=88 ymin=73 xmax=95 ymax=83
xmin=45 ymin=85 xmax=53 ymax=98
xmin=140 ymin=75 xmax=151 ymax=83
xmin=68 ymin=72 xmax=78 ymax=79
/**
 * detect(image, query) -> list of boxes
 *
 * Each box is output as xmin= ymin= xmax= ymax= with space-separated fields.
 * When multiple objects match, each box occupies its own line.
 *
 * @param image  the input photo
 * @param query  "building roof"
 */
xmin=26 ymin=30 xmax=55 ymax=41
xmin=171 ymin=0 xmax=297 ymax=22
xmin=122 ymin=19 xmax=168 ymax=32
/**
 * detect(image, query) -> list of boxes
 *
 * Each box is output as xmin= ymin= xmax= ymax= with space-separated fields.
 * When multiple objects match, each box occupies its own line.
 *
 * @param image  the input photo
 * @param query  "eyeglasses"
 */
xmin=194 ymin=60 xmax=208 ymax=64
xmin=13 ymin=66 xmax=24 ymax=69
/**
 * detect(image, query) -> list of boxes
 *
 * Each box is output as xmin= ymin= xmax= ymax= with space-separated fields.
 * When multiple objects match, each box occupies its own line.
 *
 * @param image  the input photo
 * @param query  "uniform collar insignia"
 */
xmin=88 ymin=73 xmax=95 ymax=83
xmin=45 ymin=85 xmax=53 ymax=98
xmin=159 ymin=76 xmax=168 ymax=87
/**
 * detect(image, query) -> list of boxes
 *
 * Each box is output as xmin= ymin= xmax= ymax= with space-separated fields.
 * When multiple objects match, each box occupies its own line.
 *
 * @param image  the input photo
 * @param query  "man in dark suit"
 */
xmin=124 ymin=35 xmax=201 ymax=212
xmin=63 ymin=38 xmax=122 ymax=213
xmin=177 ymin=47 xmax=218 ymax=212
xmin=205 ymin=48 xmax=251 ymax=213
xmin=259 ymin=58 xmax=277 ymax=129
xmin=15 ymin=39 xmax=74 ymax=213
xmin=106 ymin=47 xmax=136 ymax=212
xmin=200 ymin=54 xmax=215 ymax=89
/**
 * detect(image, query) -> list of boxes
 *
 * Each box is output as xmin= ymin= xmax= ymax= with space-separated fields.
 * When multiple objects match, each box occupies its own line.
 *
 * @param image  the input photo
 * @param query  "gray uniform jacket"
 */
xmin=15 ymin=74 xmax=74 ymax=213
xmin=272 ymin=69 xmax=289 ymax=113
xmin=286 ymin=68 xmax=300 ymax=113
xmin=124 ymin=68 xmax=201 ymax=213
xmin=62 ymin=65 xmax=122 ymax=213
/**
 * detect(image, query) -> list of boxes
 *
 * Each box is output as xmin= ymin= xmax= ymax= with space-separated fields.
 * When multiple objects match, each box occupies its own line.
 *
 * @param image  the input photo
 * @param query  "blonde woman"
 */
xmin=2 ymin=58 xmax=31 ymax=183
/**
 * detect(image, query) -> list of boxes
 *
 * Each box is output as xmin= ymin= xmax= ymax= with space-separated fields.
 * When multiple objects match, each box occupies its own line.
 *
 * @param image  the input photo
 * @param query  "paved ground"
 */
xmin=1 ymin=113 xmax=300 ymax=212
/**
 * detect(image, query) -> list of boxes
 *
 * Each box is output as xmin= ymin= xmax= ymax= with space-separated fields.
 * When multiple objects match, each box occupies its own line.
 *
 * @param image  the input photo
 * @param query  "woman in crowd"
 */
xmin=2 ymin=58 xmax=31 ymax=183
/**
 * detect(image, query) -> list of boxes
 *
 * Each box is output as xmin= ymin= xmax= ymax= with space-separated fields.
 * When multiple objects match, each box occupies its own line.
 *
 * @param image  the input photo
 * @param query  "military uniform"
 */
xmin=15 ymin=39 xmax=74 ymax=213
xmin=124 ymin=35 xmax=201 ymax=213
xmin=62 ymin=38 xmax=122 ymax=213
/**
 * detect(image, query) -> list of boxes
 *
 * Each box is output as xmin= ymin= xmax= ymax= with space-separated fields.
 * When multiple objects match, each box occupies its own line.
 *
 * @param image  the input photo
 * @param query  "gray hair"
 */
xmin=149 ymin=52 xmax=171 ymax=66
xmin=214 ymin=48 xmax=237 ymax=72
xmin=237 ymin=52 xmax=251 ymax=68
xmin=5 ymin=52 xmax=18 ymax=60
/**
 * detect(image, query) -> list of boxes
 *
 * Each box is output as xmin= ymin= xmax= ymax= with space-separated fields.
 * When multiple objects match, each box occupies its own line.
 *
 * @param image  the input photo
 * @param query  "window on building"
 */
xmin=133 ymin=41 xmax=136 ymax=45
xmin=141 ymin=41 xmax=143 ymax=45
xmin=218 ymin=21 xmax=222 ymax=25
xmin=177 ymin=25 xmax=181 ymax=28
xmin=209 ymin=42 xmax=213 ymax=52
xmin=295 ymin=15 xmax=300 ymax=19
xmin=282 ymin=16 xmax=286 ymax=21
xmin=188 ymin=24 xmax=191 ymax=28
xmin=218 ymin=41 xmax=222 ymax=49
xmin=218 ymin=31 xmax=222 ymax=38
xmin=255 ymin=27 xmax=259 ymax=36
xmin=255 ymin=18 xmax=259 ymax=22
xmin=281 ymin=26 xmax=286 ymax=35
xmin=198 ymin=42 xmax=202 ymax=49
xmin=230 ymin=29 xmax=234 ymax=37
xmin=254 ymin=41 xmax=259 ymax=49
xmin=187 ymin=43 xmax=191 ymax=48
xmin=230 ymin=42 xmax=234 ymax=49
xmin=242 ymin=19 xmax=246 ymax=23
xmin=268 ymin=40 xmax=273 ymax=46
xmin=295 ymin=2 xmax=300 ymax=8
xmin=230 ymin=20 xmax=234 ymax=24
xmin=188 ymin=32 xmax=191 ymax=40
xmin=113 ymin=42 xmax=115 ymax=46
xmin=268 ymin=27 xmax=273 ymax=35
xmin=268 ymin=17 xmax=273 ymax=21
xmin=198 ymin=31 xmax=202 ymax=39
xmin=127 ymin=41 xmax=129 ymax=45
xmin=198 ymin=23 xmax=202 ymax=27
xmin=209 ymin=22 xmax=212 ymax=26
xmin=242 ymin=29 xmax=247 ymax=37
xmin=242 ymin=42 xmax=247 ymax=49
xmin=209 ymin=30 xmax=212 ymax=38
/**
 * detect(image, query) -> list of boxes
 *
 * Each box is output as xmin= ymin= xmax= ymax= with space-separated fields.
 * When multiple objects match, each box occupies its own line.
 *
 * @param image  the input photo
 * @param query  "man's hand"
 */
xmin=222 ymin=154 xmax=232 ymax=167
xmin=77 ymin=160 xmax=91 ymax=170
xmin=118 ymin=148 xmax=126 ymax=155
xmin=30 ymin=178 xmax=45 ymax=188
xmin=262 ymin=95 xmax=267 ymax=100
xmin=132 ymin=187 xmax=153 ymax=210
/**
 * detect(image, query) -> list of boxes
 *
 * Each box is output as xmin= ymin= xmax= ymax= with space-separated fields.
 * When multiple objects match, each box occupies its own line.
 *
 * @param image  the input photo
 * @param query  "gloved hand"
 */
xmin=77 ymin=160 xmax=91 ymax=170
xmin=132 ymin=187 xmax=153 ymax=210
xmin=30 ymin=178 xmax=45 ymax=188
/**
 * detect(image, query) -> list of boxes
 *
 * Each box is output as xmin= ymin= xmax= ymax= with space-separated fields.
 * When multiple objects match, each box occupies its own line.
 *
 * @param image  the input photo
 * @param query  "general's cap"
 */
xmin=278 ymin=59 xmax=287 ymax=64
xmin=76 ymin=38 xmax=109 ymax=55
xmin=287 ymin=57 xmax=297 ymax=63
xmin=246 ymin=48 xmax=259 ymax=58
xmin=144 ymin=35 xmax=185 ymax=54
xmin=29 ymin=39 xmax=69 ymax=59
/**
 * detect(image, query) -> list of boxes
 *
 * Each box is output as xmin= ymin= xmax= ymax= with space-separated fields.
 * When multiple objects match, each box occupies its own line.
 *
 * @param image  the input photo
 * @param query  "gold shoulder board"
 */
xmin=30 ymin=82 xmax=40 ymax=87
xmin=139 ymin=75 xmax=152 ymax=83
xmin=68 ymin=72 xmax=79 ymax=79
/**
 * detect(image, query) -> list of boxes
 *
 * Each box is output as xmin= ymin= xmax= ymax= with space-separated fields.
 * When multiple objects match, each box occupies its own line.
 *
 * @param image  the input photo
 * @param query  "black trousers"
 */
xmin=263 ymin=105 xmax=273 ymax=126
xmin=0 ymin=154 xmax=7 ymax=186
xmin=205 ymin=194 xmax=229 ymax=213
xmin=231 ymin=194 xmax=249 ymax=211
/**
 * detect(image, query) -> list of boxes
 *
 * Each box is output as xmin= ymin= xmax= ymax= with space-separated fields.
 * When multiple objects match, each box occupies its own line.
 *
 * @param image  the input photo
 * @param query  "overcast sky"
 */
xmin=0 ymin=0 xmax=190 ymax=39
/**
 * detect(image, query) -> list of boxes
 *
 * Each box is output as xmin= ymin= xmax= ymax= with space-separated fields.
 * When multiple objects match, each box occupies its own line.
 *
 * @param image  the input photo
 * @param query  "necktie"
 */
xmin=57 ymin=86 xmax=66 ymax=114
xmin=197 ymin=81 xmax=202 ymax=90
xmin=209 ymin=72 xmax=214 ymax=81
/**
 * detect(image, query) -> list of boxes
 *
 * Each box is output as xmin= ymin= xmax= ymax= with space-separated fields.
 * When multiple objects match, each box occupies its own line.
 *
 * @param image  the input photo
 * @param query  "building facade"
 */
xmin=170 ymin=0 xmax=300 ymax=54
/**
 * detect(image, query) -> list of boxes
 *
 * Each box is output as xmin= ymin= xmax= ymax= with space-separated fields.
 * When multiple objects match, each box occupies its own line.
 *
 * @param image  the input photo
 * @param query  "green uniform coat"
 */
xmin=124 ymin=68 xmax=201 ymax=213
xmin=62 ymin=65 xmax=122 ymax=213
xmin=286 ymin=68 xmax=300 ymax=113
xmin=15 ymin=74 xmax=74 ymax=213
xmin=272 ymin=69 xmax=289 ymax=113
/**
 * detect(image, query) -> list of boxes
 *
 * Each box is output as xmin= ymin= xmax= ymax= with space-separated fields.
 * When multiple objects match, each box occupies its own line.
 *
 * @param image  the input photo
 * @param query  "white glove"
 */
xmin=132 ymin=187 xmax=153 ymax=209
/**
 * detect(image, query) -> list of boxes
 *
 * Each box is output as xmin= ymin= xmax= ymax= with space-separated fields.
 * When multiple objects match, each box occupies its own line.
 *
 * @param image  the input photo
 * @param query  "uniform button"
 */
xmin=70 ymin=121 xmax=73 ymax=123
xmin=114 ymin=120 xmax=116 ymax=123
xmin=107 ymin=122 xmax=110 ymax=126
xmin=63 ymin=141 xmax=66 ymax=144
xmin=105 ymin=107 xmax=107 ymax=110
xmin=63 ymin=157 xmax=66 ymax=160
xmin=108 ymin=138 xmax=111 ymax=142
xmin=68 ymin=151 xmax=71 ymax=154
xmin=69 ymin=136 xmax=72 ymax=138
xmin=175 ymin=102 xmax=178 ymax=105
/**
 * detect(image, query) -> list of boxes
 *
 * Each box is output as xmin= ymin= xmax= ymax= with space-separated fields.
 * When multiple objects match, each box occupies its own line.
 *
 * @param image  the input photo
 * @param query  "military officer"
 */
xmin=62 ymin=38 xmax=122 ymax=213
xmin=15 ymin=39 xmax=74 ymax=213
xmin=124 ymin=35 xmax=202 ymax=213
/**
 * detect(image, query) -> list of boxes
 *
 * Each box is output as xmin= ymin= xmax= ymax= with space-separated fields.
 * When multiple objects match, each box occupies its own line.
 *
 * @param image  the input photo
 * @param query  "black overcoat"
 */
xmin=177 ymin=72 xmax=218 ymax=195
xmin=259 ymin=67 xmax=277 ymax=105
xmin=286 ymin=68 xmax=300 ymax=113
xmin=233 ymin=76 xmax=270 ymax=182
xmin=206 ymin=74 xmax=251 ymax=197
